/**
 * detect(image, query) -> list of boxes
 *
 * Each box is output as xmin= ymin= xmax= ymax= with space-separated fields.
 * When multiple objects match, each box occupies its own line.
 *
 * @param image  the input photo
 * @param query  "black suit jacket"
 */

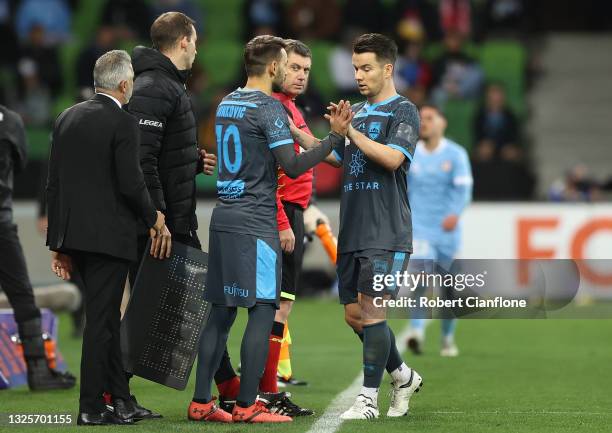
xmin=46 ymin=94 xmax=157 ymax=262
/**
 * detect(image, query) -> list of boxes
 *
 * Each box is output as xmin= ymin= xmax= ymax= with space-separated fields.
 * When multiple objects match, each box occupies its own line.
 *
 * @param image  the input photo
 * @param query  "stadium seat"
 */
xmin=480 ymin=40 xmax=526 ymax=114
xmin=198 ymin=41 xmax=243 ymax=90
xmin=443 ymin=100 xmax=477 ymax=151
xmin=308 ymin=41 xmax=337 ymax=103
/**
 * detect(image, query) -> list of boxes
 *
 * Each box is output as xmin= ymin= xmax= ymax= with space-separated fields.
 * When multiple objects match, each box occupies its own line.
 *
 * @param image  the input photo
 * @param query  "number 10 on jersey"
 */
xmin=216 ymin=124 xmax=242 ymax=174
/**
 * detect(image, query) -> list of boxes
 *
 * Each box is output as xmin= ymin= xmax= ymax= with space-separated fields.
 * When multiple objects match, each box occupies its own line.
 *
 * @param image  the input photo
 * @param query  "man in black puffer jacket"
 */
xmin=125 ymin=12 xmax=240 ymax=420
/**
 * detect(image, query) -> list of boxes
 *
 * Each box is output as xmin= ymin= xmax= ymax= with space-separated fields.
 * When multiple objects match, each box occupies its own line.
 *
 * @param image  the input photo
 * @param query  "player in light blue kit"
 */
xmin=406 ymin=104 xmax=472 ymax=357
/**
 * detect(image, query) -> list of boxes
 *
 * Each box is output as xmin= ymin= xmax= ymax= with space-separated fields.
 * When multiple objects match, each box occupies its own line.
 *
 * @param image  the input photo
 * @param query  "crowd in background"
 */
xmin=1 ymin=0 xmax=609 ymax=202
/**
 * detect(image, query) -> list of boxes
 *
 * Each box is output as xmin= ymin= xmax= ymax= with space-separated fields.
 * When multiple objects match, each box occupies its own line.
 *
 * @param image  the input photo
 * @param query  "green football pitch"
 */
xmin=2 ymin=299 xmax=611 ymax=432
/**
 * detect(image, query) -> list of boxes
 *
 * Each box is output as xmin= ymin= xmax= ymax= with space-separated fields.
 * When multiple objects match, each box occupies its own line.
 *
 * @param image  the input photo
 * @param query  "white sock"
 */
xmin=390 ymin=363 xmax=412 ymax=384
xmin=442 ymin=335 xmax=455 ymax=346
xmin=359 ymin=386 xmax=378 ymax=406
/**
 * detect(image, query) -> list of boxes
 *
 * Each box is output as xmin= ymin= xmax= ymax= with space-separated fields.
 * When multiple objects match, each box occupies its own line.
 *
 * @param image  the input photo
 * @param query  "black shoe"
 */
xmin=218 ymin=396 xmax=235 ymax=413
xmin=77 ymin=410 xmax=135 ymax=425
xmin=406 ymin=336 xmax=423 ymax=355
xmin=27 ymin=359 xmax=77 ymax=391
xmin=258 ymin=391 xmax=314 ymax=417
xmin=130 ymin=395 xmax=163 ymax=419
xmin=278 ymin=376 xmax=309 ymax=386
xmin=113 ymin=398 xmax=142 ymax=422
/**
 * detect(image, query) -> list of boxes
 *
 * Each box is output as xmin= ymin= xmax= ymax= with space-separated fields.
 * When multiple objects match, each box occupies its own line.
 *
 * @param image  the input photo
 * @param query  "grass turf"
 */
xmin=1 ymin=299 xmax=611 ymax=432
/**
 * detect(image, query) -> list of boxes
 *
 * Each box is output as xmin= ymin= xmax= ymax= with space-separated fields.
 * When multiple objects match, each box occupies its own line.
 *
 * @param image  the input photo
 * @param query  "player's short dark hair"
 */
xmin=244 ymin=35 xmax=287 ymax=77
xmin=419 ymin=103 xmax=446 ymax=119
xmin=150 ymin=12 xmax=195 ymax=52
xmin=353 ymin=33 xmax=398 ymax=65
xmin=284 ymin=39 xmax=311 ymax=58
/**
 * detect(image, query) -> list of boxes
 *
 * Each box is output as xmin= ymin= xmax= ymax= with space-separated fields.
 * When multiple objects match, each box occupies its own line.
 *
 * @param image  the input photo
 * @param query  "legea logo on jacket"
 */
xmin=139 ymin=119 xmax=163 ymax=129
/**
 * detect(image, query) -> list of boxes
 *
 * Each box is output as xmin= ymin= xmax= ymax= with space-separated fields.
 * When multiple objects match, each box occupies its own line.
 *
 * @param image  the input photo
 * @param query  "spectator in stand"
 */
xmin=395 ymin=39 xmax=432 ymax=107
xmin=329 ymin=27 xmax=363 ymax=101
xmin=15 ymin=0 xmax=71 ymax=45
xmin=439 ymin=0 xmax=473 ymax=38
xmin=474 ymin=82 xmax=521 ymax=161
xmin=549 ymin=164 xmax=602 ymax=202
xmin=101 ymin=0 xmax=152 ymax=42
xmin=430 ymin=29 xmax=483 ymax=106
xmin=152 ymin=0 xmax=204 ymax=34
xmin=16 ymin=58 xmax=51 ymax=126
xmin=287 ymin=0 xmax=340 ymax=41
xmin=471 ymin=139 xmax=534 ymax=200
xmin=342 ymin=0 xmax=386 ymax=34
xmin=243 ymin=0 xmax=286 ymax=40
xmin=392 ymin=0 xmax=442 ymax=42
xmin=481 ymin=0 xmax=525 ymax=39
xmin=18 ymin=24 xmax=63 ymax=97
xmin=76 ymin=26 xmax=116 ymax=101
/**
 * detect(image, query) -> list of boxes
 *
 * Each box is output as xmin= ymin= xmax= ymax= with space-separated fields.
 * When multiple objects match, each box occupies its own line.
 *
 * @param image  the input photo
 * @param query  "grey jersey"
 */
xmin=210 ymin=88 xmax=293 ymax=237
xmin=333 ymin=94 xmax=420 ymax=253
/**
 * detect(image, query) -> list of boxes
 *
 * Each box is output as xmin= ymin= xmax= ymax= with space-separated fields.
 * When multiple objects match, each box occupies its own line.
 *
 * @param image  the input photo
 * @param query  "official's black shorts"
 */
xmin=337 ymin=249 xmax=410 ymax=305
xmin=280 ymin=202 xmax=305 ymax=302
xmin=205 ymin=230 xmax=281 ymax=308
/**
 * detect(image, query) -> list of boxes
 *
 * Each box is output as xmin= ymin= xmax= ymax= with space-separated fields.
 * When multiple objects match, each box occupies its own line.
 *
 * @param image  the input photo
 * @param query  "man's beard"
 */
xmin=272 ymin=79 xmax=282 ymax=93
xmin=271 ymin=72 xmax=285 ymax=93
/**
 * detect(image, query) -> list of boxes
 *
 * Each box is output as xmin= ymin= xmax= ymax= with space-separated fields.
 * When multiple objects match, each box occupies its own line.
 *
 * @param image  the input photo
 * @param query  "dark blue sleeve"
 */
xmin=260 ymin=99 xmax=294 ymax=150
xmin=386 ymin=102 xmax=420 ymax=162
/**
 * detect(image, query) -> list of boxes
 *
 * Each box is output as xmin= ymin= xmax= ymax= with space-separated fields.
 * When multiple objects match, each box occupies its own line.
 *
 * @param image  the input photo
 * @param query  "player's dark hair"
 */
xmin=150 ymin=12 xmax=195 ymax=52
xmin=353 ymin=33 xmax=398 ymax=65
xmin=420 ymin=103 xmax=446 ymax=119
xmin=244 ymin=35 xmax=287 ymax=77
xmin=284 ymin=39 xmax=311 ymax=58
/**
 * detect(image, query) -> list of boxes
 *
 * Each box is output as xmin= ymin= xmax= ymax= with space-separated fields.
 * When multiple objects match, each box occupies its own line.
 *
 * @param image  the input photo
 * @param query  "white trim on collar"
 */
xmin=96 ymin=92 xmax=122 ymax=108
xmin=416 ymin=137 xmax=448 ymax=155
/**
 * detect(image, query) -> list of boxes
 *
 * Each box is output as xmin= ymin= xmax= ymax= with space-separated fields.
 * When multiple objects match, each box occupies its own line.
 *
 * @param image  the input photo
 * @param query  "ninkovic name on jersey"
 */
xmin=343 ymin=181 xmax=381 ymax=192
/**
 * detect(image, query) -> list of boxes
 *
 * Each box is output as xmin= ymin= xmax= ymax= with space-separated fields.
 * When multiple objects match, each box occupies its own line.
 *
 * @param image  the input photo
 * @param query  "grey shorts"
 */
xmin=337 ymin=249 xmax=410 ymax=305
xmin=205 ymin=230 xmax=281 ymax=308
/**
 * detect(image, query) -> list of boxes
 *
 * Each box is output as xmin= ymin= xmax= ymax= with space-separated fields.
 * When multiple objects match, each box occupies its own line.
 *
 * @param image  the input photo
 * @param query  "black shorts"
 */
xmin=280 ymin=202 xmax=305 ymax=301
xmin=337 ymin=249 xmax=410 ymax=305
xmin=205 ymin=230 xmax=281 ymax=308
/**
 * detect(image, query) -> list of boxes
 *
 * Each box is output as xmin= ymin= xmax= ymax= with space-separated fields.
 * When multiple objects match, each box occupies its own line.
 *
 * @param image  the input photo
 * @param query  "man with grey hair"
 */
xmin=47 ymin=49 xmax=170 ymax=426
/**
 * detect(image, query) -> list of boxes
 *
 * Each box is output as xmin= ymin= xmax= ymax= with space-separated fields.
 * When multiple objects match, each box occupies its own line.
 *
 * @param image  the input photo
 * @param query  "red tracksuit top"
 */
xmin=272 ymin=92 xmax=314 ymax=231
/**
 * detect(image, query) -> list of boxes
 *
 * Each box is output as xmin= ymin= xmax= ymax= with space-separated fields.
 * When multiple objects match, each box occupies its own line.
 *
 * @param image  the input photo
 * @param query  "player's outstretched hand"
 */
xmin=325 ymin=100 xmax=353 ymax=136
xmin=200 ymin=149 xmax=217 ymax=175
xmin=51 ymin=252 xmax=72 ymax=280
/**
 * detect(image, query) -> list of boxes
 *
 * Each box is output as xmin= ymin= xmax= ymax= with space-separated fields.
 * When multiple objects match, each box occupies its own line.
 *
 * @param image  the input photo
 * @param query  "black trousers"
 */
xmin=0 ymin=222 xmax=40 ymax=323
xmin=71 ymin=250 xmax=131 ymax=414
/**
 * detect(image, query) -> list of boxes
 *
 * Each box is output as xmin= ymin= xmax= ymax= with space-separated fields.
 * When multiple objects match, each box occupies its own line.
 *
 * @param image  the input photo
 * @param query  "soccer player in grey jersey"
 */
xmin=188 ymin=35 xmax=353 ymax=424
xmin=291 ymin=33 xmax=423 ymax=420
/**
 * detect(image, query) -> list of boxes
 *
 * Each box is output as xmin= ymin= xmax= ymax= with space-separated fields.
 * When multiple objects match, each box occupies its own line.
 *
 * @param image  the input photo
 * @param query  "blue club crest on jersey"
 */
xmin=368 ymin=122 xmax=381 ymax=140
xmin=274 ymin=117 xmax=284 ymax=129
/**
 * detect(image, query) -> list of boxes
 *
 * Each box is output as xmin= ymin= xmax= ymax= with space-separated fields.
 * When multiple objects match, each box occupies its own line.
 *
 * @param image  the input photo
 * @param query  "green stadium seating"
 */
xmin=308 ymin=41 xmax=337 ymax=102
xmin=443 ymin=100 xmax=477 ymax=151
xmin=480 ymin=40 xmax=526 ymax=114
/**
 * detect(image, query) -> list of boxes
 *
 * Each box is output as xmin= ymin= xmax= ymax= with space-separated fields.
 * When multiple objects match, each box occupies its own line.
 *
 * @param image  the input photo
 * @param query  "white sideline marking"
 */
xmin=305 ymin=325 xmax=412 ymax=433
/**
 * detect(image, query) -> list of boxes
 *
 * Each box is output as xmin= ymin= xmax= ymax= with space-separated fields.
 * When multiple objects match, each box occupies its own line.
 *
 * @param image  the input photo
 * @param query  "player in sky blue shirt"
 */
xmin=407 ymin=104 xmax=473 ymax=357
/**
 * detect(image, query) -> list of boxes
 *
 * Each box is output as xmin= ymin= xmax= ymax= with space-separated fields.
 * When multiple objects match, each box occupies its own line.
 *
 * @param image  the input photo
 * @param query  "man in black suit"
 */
xmin=46 ymin=50 xmax=171 ymax=426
